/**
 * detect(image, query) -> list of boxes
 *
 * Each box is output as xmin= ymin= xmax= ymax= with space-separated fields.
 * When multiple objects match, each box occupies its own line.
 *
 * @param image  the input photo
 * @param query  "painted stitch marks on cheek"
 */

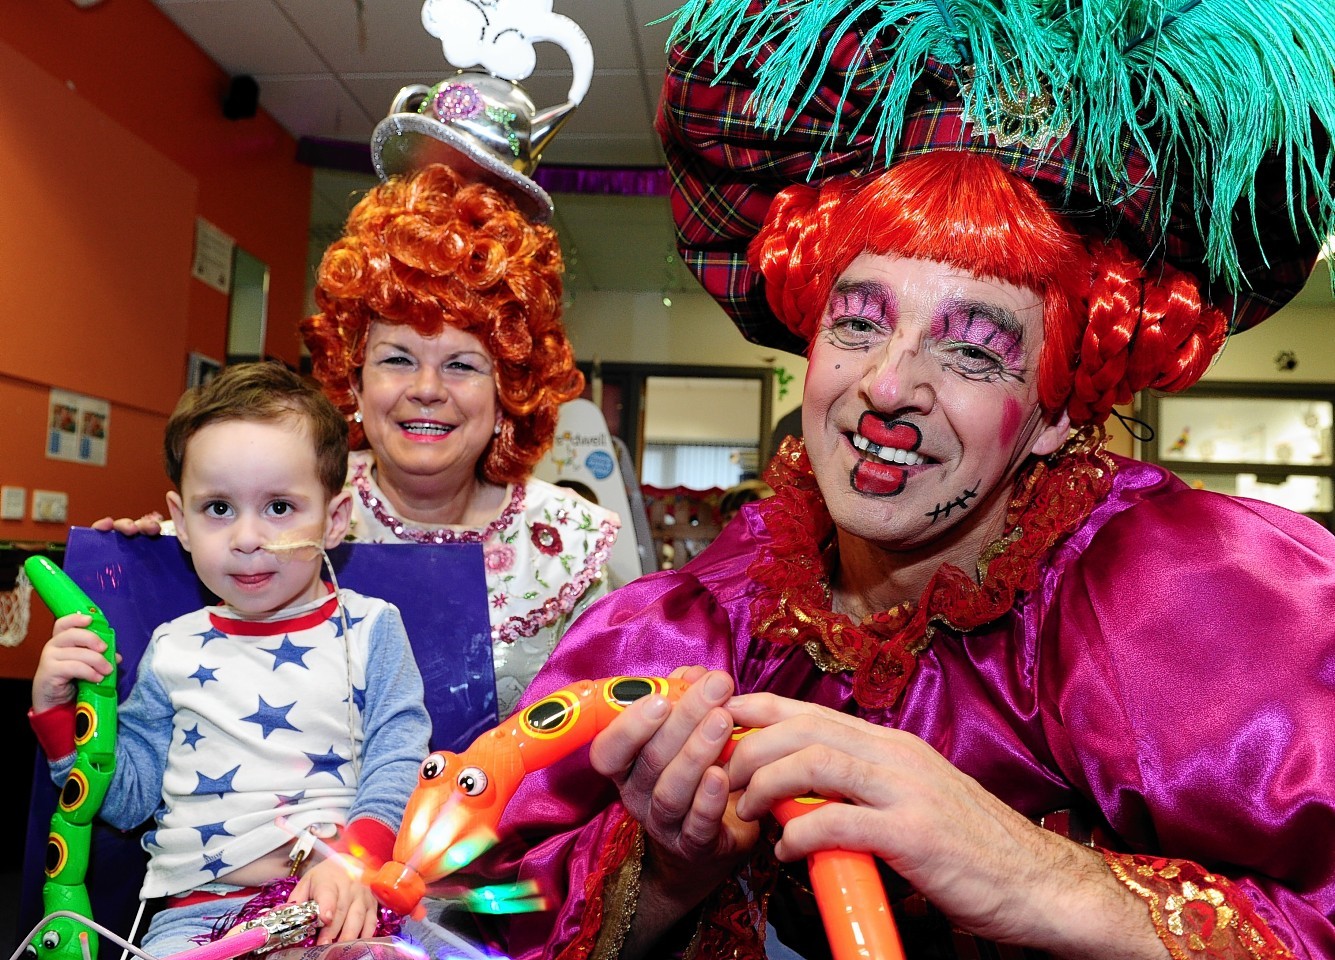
xmin=926 ymin=484 xmax=979 ymax=523
xmin=850 ymin=413 xmax=923 ymax=497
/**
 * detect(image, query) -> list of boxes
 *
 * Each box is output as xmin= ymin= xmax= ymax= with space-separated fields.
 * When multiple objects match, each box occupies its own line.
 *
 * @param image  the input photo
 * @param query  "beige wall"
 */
xmin=1202 ymin=259 xmax=1334 ymax=382
xmin=562 ymin=288 xmax=808 ymax=431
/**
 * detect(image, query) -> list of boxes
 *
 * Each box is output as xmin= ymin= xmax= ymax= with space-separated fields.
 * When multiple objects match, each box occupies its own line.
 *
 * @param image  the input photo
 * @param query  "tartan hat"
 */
xmin=658 ymin=2 xmax=1335 ymax=354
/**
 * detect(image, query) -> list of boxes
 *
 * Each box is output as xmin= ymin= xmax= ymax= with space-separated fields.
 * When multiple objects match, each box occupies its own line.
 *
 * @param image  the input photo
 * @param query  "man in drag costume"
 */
xmin=457 ymin=2 xmax=1335 ymax=958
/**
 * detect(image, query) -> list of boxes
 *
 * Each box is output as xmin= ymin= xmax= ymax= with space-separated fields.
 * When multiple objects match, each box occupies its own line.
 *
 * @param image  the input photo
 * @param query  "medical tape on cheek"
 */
xmin=260 ymin=537 xmax=324 ymax=563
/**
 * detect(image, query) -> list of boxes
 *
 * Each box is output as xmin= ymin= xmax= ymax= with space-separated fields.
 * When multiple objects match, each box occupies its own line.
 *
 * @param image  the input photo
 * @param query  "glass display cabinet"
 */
xmin=1141 ymin=382 xmax=1335 ymax=529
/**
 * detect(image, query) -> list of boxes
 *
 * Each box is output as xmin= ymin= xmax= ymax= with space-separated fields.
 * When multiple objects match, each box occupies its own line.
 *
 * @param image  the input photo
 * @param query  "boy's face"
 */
xmin=166 ymin=417 xmax=350 ymax=616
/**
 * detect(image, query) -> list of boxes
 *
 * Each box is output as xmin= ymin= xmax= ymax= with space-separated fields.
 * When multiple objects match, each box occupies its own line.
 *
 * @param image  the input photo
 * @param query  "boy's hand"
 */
xmin=33 ymin=613 xmax=117 ymax=713
xmin=290 ymin=855 xmax=379 ymax=945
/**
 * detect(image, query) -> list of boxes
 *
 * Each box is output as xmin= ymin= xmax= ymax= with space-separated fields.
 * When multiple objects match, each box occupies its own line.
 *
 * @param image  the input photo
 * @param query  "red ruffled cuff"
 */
xmin=341 ymin=818 xmax=396 ymax=871
xmin=1103 ymin=852 xmax=1295 ymax=960
xmin=29 ymin=703 xmax=76 ymax=760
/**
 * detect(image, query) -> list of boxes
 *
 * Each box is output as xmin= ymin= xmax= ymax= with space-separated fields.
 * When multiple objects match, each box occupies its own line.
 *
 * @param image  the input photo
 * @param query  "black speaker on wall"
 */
xmin=222 ymin=75 xmax=260 ymax=120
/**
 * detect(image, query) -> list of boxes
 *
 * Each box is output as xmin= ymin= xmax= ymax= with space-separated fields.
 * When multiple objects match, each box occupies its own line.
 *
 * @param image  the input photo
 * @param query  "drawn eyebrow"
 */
xmin=947 ymin=299 xmax=1024 ymax=338
xmin=831 ymin=278 xmax=889 ymax=299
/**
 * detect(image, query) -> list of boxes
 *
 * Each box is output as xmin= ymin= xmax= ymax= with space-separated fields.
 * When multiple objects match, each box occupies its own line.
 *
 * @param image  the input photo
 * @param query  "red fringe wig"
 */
xmin=750 ymin=151 xmax=1228 ymax=426
xmin=302 ymin=162 xmax=584 ymax=484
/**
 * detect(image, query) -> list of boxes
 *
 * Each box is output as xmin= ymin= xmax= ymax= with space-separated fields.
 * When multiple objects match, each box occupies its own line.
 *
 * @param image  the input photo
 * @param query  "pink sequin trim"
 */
xmin=352 ymin=459 xmax=523 ymax=544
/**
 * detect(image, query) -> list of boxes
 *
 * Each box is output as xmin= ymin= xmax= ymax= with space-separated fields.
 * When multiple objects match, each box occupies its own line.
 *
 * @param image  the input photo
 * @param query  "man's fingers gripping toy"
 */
xmin=366 ymin=676 xmax=905 ymax=960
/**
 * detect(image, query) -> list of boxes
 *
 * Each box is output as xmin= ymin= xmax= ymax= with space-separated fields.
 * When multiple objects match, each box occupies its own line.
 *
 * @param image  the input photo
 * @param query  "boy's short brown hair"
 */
xmin=164 ymin=362 xmax=349 ymax=497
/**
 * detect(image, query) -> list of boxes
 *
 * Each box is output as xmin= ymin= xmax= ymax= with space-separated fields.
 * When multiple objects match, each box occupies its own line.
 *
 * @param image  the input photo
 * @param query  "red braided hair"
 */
xmin=751 ymin=152 xmax=1227 ymax=425
xmin=302 ymin=163 xmax=583 ymax=484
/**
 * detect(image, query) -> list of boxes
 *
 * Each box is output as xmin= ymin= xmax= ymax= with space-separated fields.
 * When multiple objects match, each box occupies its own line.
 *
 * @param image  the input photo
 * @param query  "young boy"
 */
xmin=30 ymin=362 xmax=431 ymax=954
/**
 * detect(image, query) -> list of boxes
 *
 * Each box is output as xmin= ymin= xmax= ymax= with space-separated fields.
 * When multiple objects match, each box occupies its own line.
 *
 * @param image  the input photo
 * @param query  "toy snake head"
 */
xmin=25 ymin=916 xmax=90 ymax=960
xmin=368 ymin=738 xmax=521 ymax=917
xmin=368 ymin=677 xmax=689 ymax=918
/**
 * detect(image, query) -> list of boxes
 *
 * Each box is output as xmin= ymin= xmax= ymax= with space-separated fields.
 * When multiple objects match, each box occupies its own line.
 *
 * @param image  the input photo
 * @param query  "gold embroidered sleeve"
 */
xmin=583 ymin=822 xmax=709 ymax=960
xmin=1103 ymin=852 xmax=1295 ymax=960
xmin=587 ymin=825 xmax=645 ymax=960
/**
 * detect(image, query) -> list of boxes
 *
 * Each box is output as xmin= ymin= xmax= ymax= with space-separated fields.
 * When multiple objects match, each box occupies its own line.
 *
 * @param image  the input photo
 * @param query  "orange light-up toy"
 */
xmin=366 ymin=676 xmax=904 ymax=960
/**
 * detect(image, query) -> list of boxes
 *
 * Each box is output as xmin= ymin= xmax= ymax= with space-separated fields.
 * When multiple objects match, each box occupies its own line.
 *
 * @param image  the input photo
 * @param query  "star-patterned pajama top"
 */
xmin=45 ymin=587 xmax=431 ymax=899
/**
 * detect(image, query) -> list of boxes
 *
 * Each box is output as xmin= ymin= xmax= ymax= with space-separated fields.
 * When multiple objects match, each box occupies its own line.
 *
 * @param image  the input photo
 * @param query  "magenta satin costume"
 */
xmin=481 ymin=455 xmax=1335 ymax=958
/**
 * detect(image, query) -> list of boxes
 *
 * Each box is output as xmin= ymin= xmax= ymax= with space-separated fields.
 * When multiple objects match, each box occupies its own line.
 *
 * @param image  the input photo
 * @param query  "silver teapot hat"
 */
xmin=371 ymin=0 xmax=594 ymax=223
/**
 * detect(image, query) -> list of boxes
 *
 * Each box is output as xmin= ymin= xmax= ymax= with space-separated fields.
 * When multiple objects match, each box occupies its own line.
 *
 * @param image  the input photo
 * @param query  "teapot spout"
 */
xmin=530 ymin=101 xmax=578 ymax=160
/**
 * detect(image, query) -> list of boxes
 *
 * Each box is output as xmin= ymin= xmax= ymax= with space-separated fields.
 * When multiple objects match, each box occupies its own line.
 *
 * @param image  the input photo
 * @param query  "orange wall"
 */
xmin=0 ymin=0 xmax=312 ymax=677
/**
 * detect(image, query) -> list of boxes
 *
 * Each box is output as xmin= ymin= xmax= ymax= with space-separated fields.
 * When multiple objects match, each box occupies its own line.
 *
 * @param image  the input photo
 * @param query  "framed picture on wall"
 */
xmin=187 ymin=352 xmax=222 ymax=389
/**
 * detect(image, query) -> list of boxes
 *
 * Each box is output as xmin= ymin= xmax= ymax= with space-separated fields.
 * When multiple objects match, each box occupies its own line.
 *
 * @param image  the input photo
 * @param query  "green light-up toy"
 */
xmin=24 ymin=556 xmax=118 ymax=960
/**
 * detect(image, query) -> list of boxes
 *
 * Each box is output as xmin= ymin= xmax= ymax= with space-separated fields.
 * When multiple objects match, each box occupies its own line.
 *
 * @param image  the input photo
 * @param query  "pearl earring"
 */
xmin=353 ymin=410 xmax=363 ymax=424
xmin=493 ymin=423 xmax=502 ymax=436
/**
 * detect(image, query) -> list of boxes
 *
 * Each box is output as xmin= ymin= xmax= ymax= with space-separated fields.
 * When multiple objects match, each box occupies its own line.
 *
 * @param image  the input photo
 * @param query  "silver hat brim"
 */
xmin=370 ymin=112 xmax=555 ymax=224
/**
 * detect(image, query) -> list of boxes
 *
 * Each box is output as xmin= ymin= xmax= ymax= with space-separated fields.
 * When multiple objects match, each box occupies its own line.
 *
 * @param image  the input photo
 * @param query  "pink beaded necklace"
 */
xmin=351 ymin=458 xmax=523 ymax=544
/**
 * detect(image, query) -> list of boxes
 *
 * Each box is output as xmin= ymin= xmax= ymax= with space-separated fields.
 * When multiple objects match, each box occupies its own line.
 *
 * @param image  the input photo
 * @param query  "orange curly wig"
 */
xmin=751 ymin=152 xmax=1227 ymax=426
xmin=302 ymin=163 xmax=584 ymax=484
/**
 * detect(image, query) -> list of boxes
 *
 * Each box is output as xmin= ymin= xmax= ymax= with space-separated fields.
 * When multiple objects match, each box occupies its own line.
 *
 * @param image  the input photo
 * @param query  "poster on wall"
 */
xmin=533 ymin=398 xmax=650 ymax=585
xmin=191 ymin=216 xmax=234 ymax=294
xmin=47 ymin=389 xmax=110 ymax=466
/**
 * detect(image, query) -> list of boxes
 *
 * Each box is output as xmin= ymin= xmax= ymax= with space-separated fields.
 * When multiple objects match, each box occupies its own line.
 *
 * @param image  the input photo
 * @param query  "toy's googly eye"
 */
xmin=23 ymin=944 xmax=37 ymax=959
xmin=457 ymin=767 xmax=489 ymax=796
xmin=420 ymin=754 xmax=448 ymax=780
xmin=40 ymin=931 xmax=61 ymax=950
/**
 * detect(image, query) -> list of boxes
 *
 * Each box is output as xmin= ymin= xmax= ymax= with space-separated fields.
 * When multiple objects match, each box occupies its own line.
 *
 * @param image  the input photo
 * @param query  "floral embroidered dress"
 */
xmin=472 ymin=438 xmax=1335 ymax=960
xmin=345 ymin=449 xmax=620 ymax=718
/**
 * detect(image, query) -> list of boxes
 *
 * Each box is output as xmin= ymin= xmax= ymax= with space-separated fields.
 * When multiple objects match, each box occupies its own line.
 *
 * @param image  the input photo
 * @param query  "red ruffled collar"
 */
xmin=748 ymin=428 xmax=1115 ymax=709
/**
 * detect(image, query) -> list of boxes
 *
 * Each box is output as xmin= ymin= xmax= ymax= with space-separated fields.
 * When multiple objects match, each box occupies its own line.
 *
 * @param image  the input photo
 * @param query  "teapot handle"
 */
xmin=390 ymin=83 xmax=433 ymax=115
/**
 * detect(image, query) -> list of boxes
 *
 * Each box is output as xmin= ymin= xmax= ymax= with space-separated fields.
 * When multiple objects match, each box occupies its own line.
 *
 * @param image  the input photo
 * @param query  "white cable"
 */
xmin=120 ymin=898 xmax=148 ymax=960
xmin=259 ymin=540 xmax=361 ymax=784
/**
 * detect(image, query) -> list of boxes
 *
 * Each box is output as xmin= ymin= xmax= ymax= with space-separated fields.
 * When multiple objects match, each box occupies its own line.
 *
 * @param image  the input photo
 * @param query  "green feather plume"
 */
xmin=665 ymin=0 xmax=1335 ymax=295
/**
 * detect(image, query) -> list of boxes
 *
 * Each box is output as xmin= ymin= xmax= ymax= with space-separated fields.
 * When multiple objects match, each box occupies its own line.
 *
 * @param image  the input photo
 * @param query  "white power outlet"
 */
xmin=32 ymin=490 xmax=69 ymax=523
xmin=0 ymin=486 xmax=24 ymax=520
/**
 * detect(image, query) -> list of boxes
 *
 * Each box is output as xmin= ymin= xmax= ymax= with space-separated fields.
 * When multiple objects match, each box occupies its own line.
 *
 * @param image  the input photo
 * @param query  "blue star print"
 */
xmin=331 ymin=611 xmax=366 ymax=639
xmin=143 ymin=829 xmax=160 ymax=849
xmin=189 ymin=665 xmax=219 ymax=686
xmin=275 ymin=791 xmax=307 ymax=807
xmin=195 ymin=821 xmax=233 ymax=845
xmin=191 ymin=765 xmax=240 ymax=797
xmin=241 ymin=696 xmax=301 ymax=739
xmin=201 ymin=853 xmax=232 ymax=879
xmin=261 ymin=635 xmax=316 ymax=670
xmin=305 ymin=746 xmax=348 ymax=784
xmin=181 ymin=724 xmax=205 ymax=750
xmin=347 ymin=684 xmax=366 ymax=714
xmin=194 ymin=625 xmax=228 ymax=646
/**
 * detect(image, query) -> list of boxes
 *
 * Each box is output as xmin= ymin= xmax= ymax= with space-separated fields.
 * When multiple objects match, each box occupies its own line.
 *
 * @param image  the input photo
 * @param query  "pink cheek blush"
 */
xmin=999 ymin=397 xmax=1023 ymax=446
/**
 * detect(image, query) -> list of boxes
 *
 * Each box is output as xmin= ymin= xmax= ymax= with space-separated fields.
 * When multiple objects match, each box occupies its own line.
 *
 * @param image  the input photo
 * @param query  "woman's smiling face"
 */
xmin=352 ymin=321 xmax=501 ymax=490
xmin=801 ymin=253 xmax=1070 ymax=552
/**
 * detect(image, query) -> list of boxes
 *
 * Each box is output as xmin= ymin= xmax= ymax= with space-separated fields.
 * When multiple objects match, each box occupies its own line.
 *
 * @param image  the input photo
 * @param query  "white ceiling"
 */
xmin=143 ymin=1 xmax=1335 ymax=305
xmin=150 ymin=0 xmax=701 ymax=294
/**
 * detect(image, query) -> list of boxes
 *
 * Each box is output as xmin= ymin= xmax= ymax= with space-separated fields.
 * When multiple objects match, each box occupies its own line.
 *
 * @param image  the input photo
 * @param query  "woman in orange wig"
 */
xmin=302 ymin=159 xmax=618 ymax=720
